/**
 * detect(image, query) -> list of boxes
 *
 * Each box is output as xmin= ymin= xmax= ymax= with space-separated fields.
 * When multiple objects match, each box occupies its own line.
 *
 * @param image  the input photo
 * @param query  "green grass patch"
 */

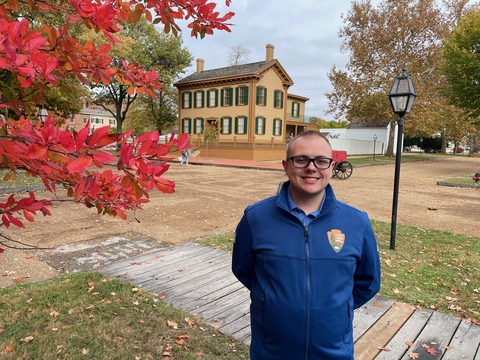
xmin=202 ymin=221 xmax=480 ymax=324
xmin=0 ymin=171 xmax=45 ymax=189
xmin=439 ymin=173 xmax=480 ymax=188
xmin=0 ymin=272 xmax=249 ymax=359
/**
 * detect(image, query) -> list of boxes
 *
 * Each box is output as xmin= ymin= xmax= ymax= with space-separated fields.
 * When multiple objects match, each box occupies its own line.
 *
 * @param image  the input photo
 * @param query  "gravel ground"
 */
xmin=1 ymin=156 xmax=480 ymax=288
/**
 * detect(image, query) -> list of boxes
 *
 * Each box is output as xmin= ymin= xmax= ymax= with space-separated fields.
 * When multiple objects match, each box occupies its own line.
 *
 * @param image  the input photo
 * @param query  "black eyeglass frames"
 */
xmin=287 ymin=156 xmax=334 ymax=169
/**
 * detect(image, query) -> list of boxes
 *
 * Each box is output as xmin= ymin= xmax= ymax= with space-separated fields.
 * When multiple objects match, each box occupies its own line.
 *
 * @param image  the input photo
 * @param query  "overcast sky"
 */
xmin=176 ymin=0 xmax=369 ymax=120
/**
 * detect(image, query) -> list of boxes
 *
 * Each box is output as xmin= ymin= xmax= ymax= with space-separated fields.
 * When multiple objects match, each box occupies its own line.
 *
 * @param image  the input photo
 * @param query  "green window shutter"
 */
xmin=263 ymin=118 xmax=266 ymax=135
xmin=279 ymin=120 xmax=283 ymax=135
xmin=255 ymin=117 xmax=259 ymax=134
xmin=274 ymin=90 xmax=278 ymax=107
xmin=220 ymin=118 xmax=224 ymax=134
xmin=188 ymin=92 xmax=192 ymax=108
xmin=207 ymin=90 xmax=210 ymax=107
xmin=235 ymin=88 xmax=239 ymax=106
xmin=193 ymin=92 xmax=197 ymax=108
xmin=245 ymin=86 xmax=249 ymax=105
xmin=243 ymin=117 xmax=248 ymax=133
xmin=181 ymin=93 xmax=185 ymax=109
xmin=214 ymin=90 xmax=218 ymax=107
xmin=181 ymin=119 xmax=185 ymax=133
xmin=234 ymin=117 xmax=238 ymax=134
xmin=201 ymin=118 xmax=204 ymax=133
xmin=291 ymin=102 xmax=295 ymax=116
xmin=281 ymin=91 xmax=284 ymax=108
xmin=256 ymin=87 xmax=261 ymax=105
xmin=228 ymin=117 xmax=232 ymax=134
xmin=263 ymin=88 xmax=267 ymax=106
xmin=221 ymin=89 xmax=224 ymax=106
xmin=201 ymin=91 xmax=205 ymax=107
xmin=188 ymin=118 xmax=192 ymax=133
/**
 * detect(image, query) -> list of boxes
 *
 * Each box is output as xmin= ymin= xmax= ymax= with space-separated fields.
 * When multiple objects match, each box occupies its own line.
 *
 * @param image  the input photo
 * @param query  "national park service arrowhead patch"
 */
xmin=327 ymin=229 xmax=345 ymax=253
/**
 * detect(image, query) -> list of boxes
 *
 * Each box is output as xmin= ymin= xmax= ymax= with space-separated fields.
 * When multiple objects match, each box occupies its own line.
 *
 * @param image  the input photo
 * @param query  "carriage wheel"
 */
xmin=334 ymin=161 xmax=353 ymax=180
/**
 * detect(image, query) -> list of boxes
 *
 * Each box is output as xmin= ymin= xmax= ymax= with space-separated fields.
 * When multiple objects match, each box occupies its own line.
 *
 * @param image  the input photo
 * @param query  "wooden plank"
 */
xmin=353 ymin=295 xmax=395 ymax=341
xmin=174 ymin=275 xmax=241 ymax=309
xmin=130 ymin=253 xmax=229 ymax=286
xmin=354 ymin=302 xmax=415 ymax=360
xmin=183 ymin=281 xmax=246 ymax=313
xmin=221 ymin=314 xmax=251 ymax=342
xmin=374 ymin=309 xmax=433 ymax=360
xmin=441 ymin=319 xmax=480 ymax=360
xmin=101 ymin=244 xmax=215 ymax=274
xmin=196 ymin=288 xmax=250 ymax=321
xmin=399 ymin=311 xmax=461 ymax=360
xmin=232 ymin=324 xmax=252 ymax=346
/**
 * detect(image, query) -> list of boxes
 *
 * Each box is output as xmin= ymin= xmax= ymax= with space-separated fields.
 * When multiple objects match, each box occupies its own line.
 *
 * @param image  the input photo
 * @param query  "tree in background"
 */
xmin=203 ymin=120 xmax=218 ymax=158
xmin=87 ymin=17 xmax=193 ymax=138
xmin=0 ymin=0 xmax=234 ymax=251
xmin=441 ymin=7 xmax=480 ymax=152
xmin=325 ymin=0 xmax=471 ymax=156
xmin=317 ymin=119 xmax=349 ymax=129
xmin=227 ymin=44 xmax=251 ymax=66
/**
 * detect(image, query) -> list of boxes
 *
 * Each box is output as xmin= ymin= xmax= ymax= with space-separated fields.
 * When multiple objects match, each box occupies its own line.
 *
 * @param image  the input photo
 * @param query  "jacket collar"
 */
xmin=277 ymin=181 xmax=339 ymax=215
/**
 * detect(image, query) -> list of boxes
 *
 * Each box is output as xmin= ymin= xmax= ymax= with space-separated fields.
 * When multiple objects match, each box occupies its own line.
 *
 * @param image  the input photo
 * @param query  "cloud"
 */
xmin=176 ymin=0 xmax=360 ymax=119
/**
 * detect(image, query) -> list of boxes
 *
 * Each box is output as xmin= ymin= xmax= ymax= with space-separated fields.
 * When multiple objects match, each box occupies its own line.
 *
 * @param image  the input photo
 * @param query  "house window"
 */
xmin=195 ymin=91 xmax=204 ymax=108
xmin=273 ymin=119 xmax=282 ymax=136
xmin=255 ymin=117 xmax=266 ymax=135
xmin=222 ymin=88 xmax=233 ymax=106
xmin=236 ymin=86 xmax=249 ymax=105
xmin=69 ymin=117 xmax=74 ymax=123
xmin=182 ymin=92 xmax=192 ymax=109
xmin=274 ymin=90 xmax=284 ymax=109
xmin=235 ymin=116 xmax=247 ymax=135
xmin=195 ymin=118 xmax=204 ymax=134
xmin=221 ymin=117 xmax=232 ymax=134
xmin=182 ymin=118 xmax=191 ymax=134
xmin=109 ymin=119 xmax=115 ymax=125
xmin=207 ymin=89 xmax=218 ymax=107
xmin=292 ymin=102 xmax=300 ymax=117
xmin=256 ymin=87 xmax=267 ymax=106
xmin=83 ymin=117 xmax=87 ymax=124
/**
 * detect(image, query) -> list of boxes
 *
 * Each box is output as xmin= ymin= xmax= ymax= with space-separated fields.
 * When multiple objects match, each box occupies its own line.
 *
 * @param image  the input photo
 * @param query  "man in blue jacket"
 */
xmin=232 ymin=131 xmax=381 ymax=360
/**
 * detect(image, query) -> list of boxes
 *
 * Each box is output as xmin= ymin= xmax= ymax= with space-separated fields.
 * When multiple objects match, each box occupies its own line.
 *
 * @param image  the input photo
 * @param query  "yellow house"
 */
xmin=174 ymin=44 xmax=317 ymax=160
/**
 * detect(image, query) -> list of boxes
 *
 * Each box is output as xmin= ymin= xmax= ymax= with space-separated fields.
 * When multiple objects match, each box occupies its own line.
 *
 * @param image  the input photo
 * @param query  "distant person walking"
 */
xmin=180 ymin=149 xmax=189 ymax=166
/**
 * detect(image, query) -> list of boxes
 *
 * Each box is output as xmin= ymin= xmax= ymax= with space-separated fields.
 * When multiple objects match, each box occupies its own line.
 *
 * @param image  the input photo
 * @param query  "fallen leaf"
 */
xmin=21 ymin=336 xmax=34 ymax=343
xmin=377 ymin=347 xmax=391 ymax=351
xmin=5 ymin=344 xmax=13 ymax=352
xmin=407 ymin=352 xmax=419 ymax=359
xmin=50 ymin=311 xmax=60 ymax=317
xmin=82 ymin=348 xmax=89 ymax=355
xmin=426 ymin=347 xmax=438 ymax=355
xmin=167 ymin=320 xmax=178 ymax=329
xmin=406 ymin=341 xmax=414 ymax=347
xmin=373 ymin=302 xmax=382 ymax=307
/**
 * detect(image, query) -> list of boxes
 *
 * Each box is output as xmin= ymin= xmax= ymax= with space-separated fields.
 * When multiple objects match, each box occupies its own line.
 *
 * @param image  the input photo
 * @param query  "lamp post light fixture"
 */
xmin=387 ymin=67 xmax=417 ymax=250
xmin=38 ymin=107 xmax=48 ymax=124
xmin=373 ymin=134 xmax=377 ymax=160
xmin=420 ymin=137 xmax=423 ymax=155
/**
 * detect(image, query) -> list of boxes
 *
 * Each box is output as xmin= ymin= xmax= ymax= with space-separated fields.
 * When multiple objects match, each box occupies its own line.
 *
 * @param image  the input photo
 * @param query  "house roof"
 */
xmin=175 ymin=59 xmax=294 ymax=88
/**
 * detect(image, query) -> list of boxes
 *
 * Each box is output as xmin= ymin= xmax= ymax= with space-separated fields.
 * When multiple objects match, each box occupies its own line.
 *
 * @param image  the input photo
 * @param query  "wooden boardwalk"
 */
xmin=99 ymin=242 xmax=480 ymax=360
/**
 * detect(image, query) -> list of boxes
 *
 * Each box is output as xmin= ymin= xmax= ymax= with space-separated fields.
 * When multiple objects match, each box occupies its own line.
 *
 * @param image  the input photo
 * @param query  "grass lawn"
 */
xmin=0 ymin=272 xmax=249 ymax=359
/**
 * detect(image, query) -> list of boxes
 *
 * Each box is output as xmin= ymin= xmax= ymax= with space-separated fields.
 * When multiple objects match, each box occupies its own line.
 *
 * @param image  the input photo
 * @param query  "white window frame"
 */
xmin=209 ymin=91 xmax=216 ymax=107
xmin=274 ymin=119 xmax=281 ymax=136
xmin=237 ymin=117 xmax=246 ymax=134
xmin=196 ymin=92 xmax=203 ymax=108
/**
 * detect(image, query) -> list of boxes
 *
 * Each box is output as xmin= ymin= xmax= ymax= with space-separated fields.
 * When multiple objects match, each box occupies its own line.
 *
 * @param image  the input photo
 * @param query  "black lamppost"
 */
xmin=38 ymin=108 xmax=48 ymax=124
xmin=388 ymin=67 xmax=417 ymax=250
xmin=373 ymin=134 xmax=377 ymax=160
xmin=420 ymin=137 xmax=423 ymax=155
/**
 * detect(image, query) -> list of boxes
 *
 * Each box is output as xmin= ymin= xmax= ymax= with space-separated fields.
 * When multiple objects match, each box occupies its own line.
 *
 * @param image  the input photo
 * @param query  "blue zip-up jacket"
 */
xmin=232 ymin=182 xmax=381 ymax=360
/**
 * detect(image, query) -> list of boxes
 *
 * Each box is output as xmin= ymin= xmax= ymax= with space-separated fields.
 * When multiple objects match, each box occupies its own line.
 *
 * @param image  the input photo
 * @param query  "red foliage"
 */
xmin=0 ymin=0 xmax=235 ymax=250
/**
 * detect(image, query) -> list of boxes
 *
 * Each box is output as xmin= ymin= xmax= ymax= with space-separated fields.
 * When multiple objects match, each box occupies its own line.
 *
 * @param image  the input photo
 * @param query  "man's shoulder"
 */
xmin=245 ymin=195 xmax=278 ymax=213
xmin=334 ymin=199 xmax=370 ymax=220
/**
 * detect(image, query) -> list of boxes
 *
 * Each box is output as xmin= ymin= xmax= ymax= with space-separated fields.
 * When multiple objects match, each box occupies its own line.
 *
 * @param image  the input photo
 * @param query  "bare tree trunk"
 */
xmin=385 ymin=119 xmax=396 ymax=157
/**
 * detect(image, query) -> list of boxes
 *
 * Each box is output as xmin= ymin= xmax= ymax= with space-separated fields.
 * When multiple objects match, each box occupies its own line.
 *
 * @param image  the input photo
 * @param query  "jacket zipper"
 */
xmin=304 ymin=225 xmax=311 ymax=360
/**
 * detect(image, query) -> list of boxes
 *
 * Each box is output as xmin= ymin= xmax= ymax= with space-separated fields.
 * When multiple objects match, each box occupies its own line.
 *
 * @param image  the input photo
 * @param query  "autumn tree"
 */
xmin=88 ymin=17 xmax=193 ymax=137
xmin=326 ymin=0 xmax=470 ymax=156
xmin=0 ymin=0 xmax=234 ymax=251
xmin=441 ymin=6 xmax=480 ymax=151
xmin=227 ymin=44 xmax=251 ymax=66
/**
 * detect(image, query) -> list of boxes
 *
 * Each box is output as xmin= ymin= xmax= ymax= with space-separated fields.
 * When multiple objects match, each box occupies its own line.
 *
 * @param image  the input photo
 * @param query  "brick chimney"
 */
xmin=196 ymin=58 xmax=205 ymax=73
xmin=266 ymin=44 xmax=274 ymax=62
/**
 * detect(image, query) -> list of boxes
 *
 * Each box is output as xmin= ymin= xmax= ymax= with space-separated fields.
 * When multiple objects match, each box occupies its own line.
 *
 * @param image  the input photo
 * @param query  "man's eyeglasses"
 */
xmin=287 ymin=156 xmax=333 ymax=169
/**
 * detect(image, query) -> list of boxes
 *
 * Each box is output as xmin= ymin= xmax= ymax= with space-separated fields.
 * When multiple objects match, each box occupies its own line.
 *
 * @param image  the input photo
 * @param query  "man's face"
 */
xmin=282 ymin=135 xmax=334 ymax=200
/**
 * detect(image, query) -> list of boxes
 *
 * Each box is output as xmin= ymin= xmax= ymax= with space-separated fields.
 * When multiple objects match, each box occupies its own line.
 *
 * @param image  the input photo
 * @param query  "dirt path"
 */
xmin=1 ymin=156 xmax=480 ymax=288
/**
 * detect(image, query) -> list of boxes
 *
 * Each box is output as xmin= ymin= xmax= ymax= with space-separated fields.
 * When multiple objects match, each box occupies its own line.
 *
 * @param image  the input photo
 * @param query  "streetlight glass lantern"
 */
xmin=38 ymin=108 xmax=48 ymax=123
xmin=388 ymin=68 xmax=417 ymax=116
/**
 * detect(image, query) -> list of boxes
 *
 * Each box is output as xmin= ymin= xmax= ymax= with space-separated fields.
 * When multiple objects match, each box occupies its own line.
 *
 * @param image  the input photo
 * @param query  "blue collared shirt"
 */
xmin=286 ymin=186 xmax=325 ymax=226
